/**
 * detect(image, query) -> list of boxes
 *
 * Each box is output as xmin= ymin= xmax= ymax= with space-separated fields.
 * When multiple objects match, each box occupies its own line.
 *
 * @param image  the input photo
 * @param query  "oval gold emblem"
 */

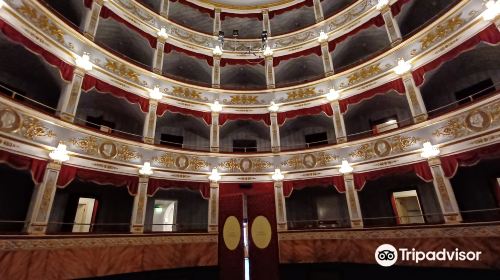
xmin=223 ymin=216 xmax=241 ymax=251
xmin=251 ymin=216 xmax=272 ymax=249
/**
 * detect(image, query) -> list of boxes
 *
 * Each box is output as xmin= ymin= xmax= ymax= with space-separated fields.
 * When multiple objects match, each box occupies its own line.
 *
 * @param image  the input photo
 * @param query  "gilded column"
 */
xmin=380 ymin=6 xmax=402 ymax=45
xmin=270 ymin=112 xmax=280 ymax=153
xmin=427 ymin=157 xmax=462 ymax=223
xmin=57 ymin=67 xmax=86 ymax=123
xmin=208 ymin=182 xmax=219 ymax=232
xmin=152 ymin=37 xmax=166 ymax=74
xmin=274 ymin=181 xmax=287 ymax=231
xmin=265 ymin=55 xmax=275 ymax=89
xmin=402 ymin=72 xmax=428 ymax=123
xmin=343 ymin=173 xmax=363 ymax=228
xmin=262 ymin=9 xmax=271 ymax=36
xmin=313 ymin=0 xmax=324 ymax=22
xmin=320 ymin=41 xmax=334 ymax=76
xmin=83 ymin=0 xmax=105 ymax=40
xmin=159 ymin=0 xmax=170 ymax=17
xmin=24 ymin=161 xmax=61 ymax=234
xmin=143 ymin=100 xmax=158 ymax=144
xmin=212 ymin=54 xmax=221 ymax=88
xmin=330 ymin=100 xmax=347 ymax=143
xmin=213 ymin=8 xmax=221 ymax=36
xmin=131 ymin=176 xmax=149 ymax=233
xmin=210 ymin=111 xmax=220 ymax=152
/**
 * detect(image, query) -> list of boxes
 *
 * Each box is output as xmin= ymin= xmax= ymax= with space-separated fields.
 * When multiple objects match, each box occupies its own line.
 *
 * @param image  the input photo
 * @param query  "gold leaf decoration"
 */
xmin=433 ymin=118 xmax=466 ymax=138
xmin=349 ymin=144 xmax=374 ymax=160
xmin=116 ymin=145 xmax=140 ymax=161
xmin=70 ymin=136 xmax=98 ymax=155
xmin=219 ymin=158 xmax=240 ymax=172
xmin=188 ymin=157 xmax=208 ymax=171
xmin=421 ymin=15 xmax=464 ymax=50
xmin=286 ymin=88 xmax=317 ymax=101
xmin=390 ymin=136 xmax=424 ymax=153
xmin=226 ymin=95 xmax=260 ymax=105
xmin=17 ymin=3 xmax=65 ymax=44
xmin=171 ymin=86 xmax=206 ymax=101
xmin=104 ymin=59 xmax=140 ymax=83
xmin=347 ymin=64 xmax=382 ymax=85
xmin=21 ymin=117 xmax=56 ymax=140
xmin=282 ymin=155 xmax=303 ymax=170
xmin=153 ymin=152 xmax=175 ymax=168
xmin=316 ymin=152 xmax=338 ymax=167
xmin=251 ymin=159 xmax=272 ymax=172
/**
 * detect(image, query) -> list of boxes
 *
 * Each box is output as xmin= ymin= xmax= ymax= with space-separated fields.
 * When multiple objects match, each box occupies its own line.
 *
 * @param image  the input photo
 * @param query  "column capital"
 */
xmin=210 ymin=181 xmax=219 ymax=189
xmin=47 ymin=160 xmax=62 ymax=171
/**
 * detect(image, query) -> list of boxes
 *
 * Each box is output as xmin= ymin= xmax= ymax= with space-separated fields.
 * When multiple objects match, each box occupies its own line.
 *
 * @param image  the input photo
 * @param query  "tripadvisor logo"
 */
xmin=375 ymin=244 xmax=482 ymax=267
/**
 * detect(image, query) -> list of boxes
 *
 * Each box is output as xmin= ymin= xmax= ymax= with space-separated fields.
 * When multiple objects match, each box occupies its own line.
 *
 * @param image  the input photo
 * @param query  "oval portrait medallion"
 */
xmin=239 ymin=158 xmax=253 ymax=173
xmin=465 ymin=110 xmax=491 ymax=132
xmin=223 ymin=216 xmax=241 ymax=251
xmin=0 ymin=108 xmax=21 ymax=133
xmin=373 ymin=140 xmax=392 ymax=157
xmin=302 ymin=154 xmax=317 ymax=169
xmin=98 ymin=142 xmax=117 ymax=159
xmin=175 ymin=155 xmax=189 ymax=170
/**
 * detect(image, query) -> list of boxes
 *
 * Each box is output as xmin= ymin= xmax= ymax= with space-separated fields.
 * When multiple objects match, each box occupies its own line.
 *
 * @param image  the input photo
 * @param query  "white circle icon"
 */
xmin=375 ymin=244 xmax=398 ymax=267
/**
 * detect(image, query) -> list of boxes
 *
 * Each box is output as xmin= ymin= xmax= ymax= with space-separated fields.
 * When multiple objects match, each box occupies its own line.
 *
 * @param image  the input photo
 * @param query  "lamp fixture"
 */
xmin=272 ymin=169 xmax=284 ymax=182
xmin=210 ymin=100 xmax=223 ymax=112
xmin=0 ymin=0 xmax=5 ymax=8
xmin=318 ymin=31 xmax=329 ymax=43
xmin=393 ymin=58 xmax=412 ymax=75
xmin=157 ymin=27 xmax=169 ymax=40
xmin=420 ymin=141 xmax=440 ymax=159
xmin=209 ymin=168 xmax=221 ymax=182
xmin=339 ymin=160 xmax=354 ymax=174
xmin=482 ymin=0 xmax=500 ymax=21
xmin=75 ymin=53 xmax=93 ymax=71
xmin=326 ymin=88 xmax=340 ymax=101
xmin=139 ymin=162 xmax=154 ymax=176
xmin=212 ymin=45 xmax=223 ymax=56
xmin=149 ymin=86 xmax=163 ymax=100
xmin=49 ymin=143 xmax=70 ymax=162
xmin=376 ymin=0 xmax=389 ymax=11
xmin=263 ymin=46 xmax=274 ymax=57
xmin=268 ymin=101 xmax=280 ymax=112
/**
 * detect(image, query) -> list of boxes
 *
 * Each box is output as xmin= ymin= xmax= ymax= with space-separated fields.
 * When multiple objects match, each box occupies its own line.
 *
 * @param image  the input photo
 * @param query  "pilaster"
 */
xmin=330 ymin=100 xmax=347 ymax=143
xmin=143 ymin=100 xmax=158 ymax=144
xmin=152 ymin=38 xmax=166 ymax=74
xmin=212 ymin=55 xmax=221 ymax=88
xmin=274 ymin=181 xmax=287 ymax=231
xmin=213 ymin=8 xmax=221 ymax=36
xmin=320 ymin=41 xmax=334 ymax=76
xmin=343 ymin=173 xmax=363 ymax=228
xmin=210 ymin=111 xmax=220 ymax=152
xmin=208 ymin=182 xmax=219 ymax=232
xmin=130 ymin=176 xmax=149 ymax=233
xmin=270 ymin=112 xmax=280 ymax=153
xmin=159 ymin=0 xmax=169 ymax=17
xmin=402 ymin=72 xmax=428 ymax=123
xmin=57 ymin=68 xmax=86 ymax=123
xmin=262 ymin=9 xmax=271 ymax=36
xmin=380 ymin=6 xmax=402 ymax=45
xmin=83 ymin=0 xmax=105 ymax=40
xmin=265 ymin=55 xmax=275 ymax=89
xmin=313 ymin=0 xmax=324 ymax=22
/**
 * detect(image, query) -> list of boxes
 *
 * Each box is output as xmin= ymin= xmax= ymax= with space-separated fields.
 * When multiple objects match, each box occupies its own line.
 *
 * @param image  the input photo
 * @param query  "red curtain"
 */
xmin=156 ymin=102 xmax=212 ymax=124
xmin=147 ymin=178 xmax=210 ymax=198
xmin=164 ymin=43 xmax=214 ymax=66
xmin=391 ymin=0 xmax=413 ymax=16
xmin=277 ymin=103 xmax=333 ymax=125
xmin=220 ymin=58 xmax=265 ymax=67
xmin=100 ymin=6 xmax=157 ymax=48
xmin=219 ymin=182 xmax=275 ymax=196
xmin=84 ymin=0 xmax=93 ymax=8
xmin=412 ymin=24 xmax=500 ymax=87
xmin=57 ymin=165 xmax=139 ymax=195
xmin=171 ymin=0 xmax=215 ymax=17
xmin=328 ymin=15 xmax=385 ymax=52
xmin=0 ymin=150 xmax=47 ymax=184
xmin=440 ymin=143 xmax=500 ymax=178
xmin=273 ymin=46 xmax=322 ymax=67
xmin=218 ymin=193 xmax=244 ymax=280
xmin=81 ymin=75 xmax=150 ymax=112
xmin=221 ymin=12 xmax=263 ymax=20
xmin=269 ymin=0 xmax=314 ymax=18
xmin=339 ymin=78 xmax=405 ymax=113
xmin=219 ymin=113 xmax=271 ymax=126
xmin=354 ymin=161 xmax=433 ymax=190
xmin=283 ymin=176 xmax=346 ymax=197
xmin=0 ymin=20 xmax=74 ymax=81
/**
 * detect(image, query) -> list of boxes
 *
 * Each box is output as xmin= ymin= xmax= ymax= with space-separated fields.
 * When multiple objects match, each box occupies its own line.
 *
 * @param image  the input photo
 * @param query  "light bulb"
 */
xmin=210 ymin=100 xmax=223 ymax=112
xmin=339 ymin=160 xmax=353 ymax=174
xmin=318 ymin=31 xmax=328 ymax=43
xmin=393 ymin=58 xmax=412 ymax=75
xmin=157 ymin=27 xmax=169 ymax=39
xmin=263 ymin=46 xmax=273 ymax=56
xmin=326 ymin=88 xmax=340 ymax=101
xmin=149 ymin=86 xmax=163 ymax=100
xmin=420 ymin=142 xmax=440 ymax=159
xmin=49 ymin=143 xmax=70 ymax=162
xmin=272 ymin=169 xmax=284 ymax=181
xmin=482 ymin=0 xmax=500 ymax=21
xmin=213 ymin=45 xmax=223 ymax=56
xmin=376 ymin=0 xmax=389 ymax=10
xmin=209 ymin=168 xmax=221 ymax=182
xmin=268 ymin=101 xmax=279 ymax=112
xmin=75 ymin=53 xmax=93 ymax=71
xmin=139 ymin=162 xmax=154 ymax=176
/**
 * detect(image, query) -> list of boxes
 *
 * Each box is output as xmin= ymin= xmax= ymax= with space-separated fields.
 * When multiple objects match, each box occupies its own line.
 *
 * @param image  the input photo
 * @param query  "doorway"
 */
xmin=72 ymin=197 xmax=97 ymax=233
xmin=152 ymin=199 xmax=177 ymax=232
xmin=391 ymin=190 xmax=425 ymax=225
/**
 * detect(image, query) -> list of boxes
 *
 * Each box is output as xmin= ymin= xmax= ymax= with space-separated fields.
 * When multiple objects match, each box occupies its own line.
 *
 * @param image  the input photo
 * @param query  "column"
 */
xmin=213 ymin=8 xmax=221 ymax=36
xmin=262 ymin=9 xmax=271 ymax=36
xmin=320 ymin=41 xmax=334 ymax=76
xmin=270 ymin=112 xmax=280 ymax=153
xmin=210 ymin=111 xmax=220 ymax=152
xmin=143 ymin=100 xmax=158 ymax=144
xmin=24 ymin=162 xmax=61 ymax=234
xmin=402 ymin=72 xmax=428 ymax=123
xmin=152 ymin=38 xmax=166 ymax=74
xmin=313 ymin=0 xmax=324 ymax=22
xmin=427 ymin=157 xmax=462 ymax=223
xmin=265 ymin=55 xmax=275 ymax=89
xmin=130 ymin=176 xmax=149 ymax=233
xmin=274 ymin=181 xmax=287 ymax=231
xmin=159 ymin=0 xmax=169 ymax=17
xmin=212 ymin=55 xmax=221 ymax=88
xmin=380 ymin=6 xmax=402 ymax=45
xmin=330 ymin=100 xmax=347 ymax=143
xmin=57 ymin=68 xmax=86 ymax=122
xmin=343 ymin=173 xmax=363 ymax=228
xmin=208 ymin=182 xmax=219 ymax=232
xmin=83 ymin=0 xmax=105 ymax=40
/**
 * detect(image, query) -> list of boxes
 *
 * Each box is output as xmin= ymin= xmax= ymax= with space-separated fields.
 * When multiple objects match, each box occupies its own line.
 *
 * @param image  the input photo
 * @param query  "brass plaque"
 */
xmin=223 ymin=216 xmax=241 ymax=251
xmin=251 ymin=216 xmax=272 ymax=249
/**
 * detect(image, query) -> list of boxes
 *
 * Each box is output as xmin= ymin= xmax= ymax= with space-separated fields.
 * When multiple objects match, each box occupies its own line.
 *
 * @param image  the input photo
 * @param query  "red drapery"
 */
xmin=171 ymin=0 xmax=215 ymax=17
xmin=219 ymin=182 xmax=275 ymax=196
xmin=412 ymin=24 xmax=500 ymax=87
xmin=0 ymin=150 xmax=47 ymax=184
xmin=156 ymin=102 xmax=212 ymax=124
xmin=57 ymin=165 xmax=139 ymax=194
xmin=147 ymin=178 xmax=210 ymax=198
xmin=277 ymin=103 xmax=333 ymax=125
xmin=100 ymin=6 xmax=157 ymax=48
xmin=339 ymin=78 xmax=405 ymax=113
xmin=273 ymin=46 xmax=322 ymax=67
xmin=354 ymin=161 xmax=433 ymax=190
xmin=81 ymin=75 xmax=150 ymax=112
xmin=220 ymin=58 xmax=265 ymax=67
xmin=218 ymin=193 xmax=244 ymax=280
xmin=283 ymin=176 xmax=346 ymax=197
xmin=440 ymin=143 xmax=500 ymax=178
xmin=269 ymin=0 xmax=314 ymax=18
xmin=328 ymin=15 xmax=385 ymax=52
xmin=219 ymin=113 xmax=271 ymax=126
xmin=0 ymin=20 xmax=74 ymax=81
xmin=164 ymin=43 xmax=214 ymax=66
xmin=391 ymin=0 xmax=413 ymax=16
xmin=220 ymin=12 xmax=263 ymax=20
